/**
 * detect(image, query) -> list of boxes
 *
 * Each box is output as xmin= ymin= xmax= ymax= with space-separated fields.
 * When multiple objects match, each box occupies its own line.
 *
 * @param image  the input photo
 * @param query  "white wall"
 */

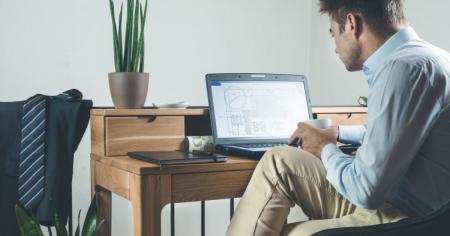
xmin=308 ymin=3 xmax=368 ymax=106
xmin=146 ymin=0 xmax=310 ymax=106
xmin=308 ymin=0 xmax=450 ymax=105
xmin=404 ymin=0 xmax=450 ymax=52
xmin=0 ymin=0 xmax=309 ymax=235
xmin=1 ymin=0 xmax=450 ymax=235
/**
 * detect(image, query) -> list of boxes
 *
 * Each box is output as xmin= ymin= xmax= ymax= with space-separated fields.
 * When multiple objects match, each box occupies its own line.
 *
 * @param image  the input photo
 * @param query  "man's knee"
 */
xmin=259 ymin=147 xmax=317 ymax=171
xmin=256 ymin=147 xmax=327 ymax=189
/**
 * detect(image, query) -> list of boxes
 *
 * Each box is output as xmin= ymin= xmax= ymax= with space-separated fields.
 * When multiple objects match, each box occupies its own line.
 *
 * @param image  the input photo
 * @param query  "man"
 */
xmin=226 ymin=0 xmax=450 ymax=235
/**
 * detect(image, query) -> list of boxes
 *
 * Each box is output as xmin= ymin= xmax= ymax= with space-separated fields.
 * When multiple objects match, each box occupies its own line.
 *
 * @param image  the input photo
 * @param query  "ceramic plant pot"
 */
xmin=108 ymin=72 xmax=149 ymax=109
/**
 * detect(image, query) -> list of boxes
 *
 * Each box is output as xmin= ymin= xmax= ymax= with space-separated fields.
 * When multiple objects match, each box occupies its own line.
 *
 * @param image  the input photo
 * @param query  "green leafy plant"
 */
xmin=15 ymin=194 xmax=104 ymax=236
xmin=358 ymin=96 xmax=368 ymax=107
xmin=15 ymin=204 xmax=43 ymax=236
xmin=109 ymin=0 xmax=148 ymax=72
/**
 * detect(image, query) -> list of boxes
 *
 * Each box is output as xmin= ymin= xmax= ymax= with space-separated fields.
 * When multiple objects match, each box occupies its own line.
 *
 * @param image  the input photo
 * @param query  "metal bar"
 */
xmin=171 ymin=203 xmax=175 ymax=236
xmin=201 ymin=201 xmax=205 ymax=236
xmin=230 ymin=198 xmax=235 ymax=220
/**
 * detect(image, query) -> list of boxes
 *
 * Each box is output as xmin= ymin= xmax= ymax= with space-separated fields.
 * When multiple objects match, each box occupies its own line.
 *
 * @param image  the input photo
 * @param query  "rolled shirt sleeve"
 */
xmin=321 ymin=61 xmax=443 ymax=209
xmin=338 ymin=125 xmax=366 ymax=145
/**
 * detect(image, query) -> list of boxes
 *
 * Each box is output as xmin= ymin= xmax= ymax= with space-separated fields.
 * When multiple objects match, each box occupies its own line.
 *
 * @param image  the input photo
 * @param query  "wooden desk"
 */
xmin=90 ymin=107 xmax=366 ymax=236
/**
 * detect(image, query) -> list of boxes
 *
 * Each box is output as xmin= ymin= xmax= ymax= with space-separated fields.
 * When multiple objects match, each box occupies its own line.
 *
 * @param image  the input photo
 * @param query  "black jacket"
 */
xmin=0 ymin=90 xmax=92 ymax=235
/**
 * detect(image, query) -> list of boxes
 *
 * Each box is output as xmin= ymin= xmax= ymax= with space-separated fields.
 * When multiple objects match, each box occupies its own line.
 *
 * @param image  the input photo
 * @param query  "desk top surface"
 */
xmin=91 ymin=154 xmax=258 ymax=175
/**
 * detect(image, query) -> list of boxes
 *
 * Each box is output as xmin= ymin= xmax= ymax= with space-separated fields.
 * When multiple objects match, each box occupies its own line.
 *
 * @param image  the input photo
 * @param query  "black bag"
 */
xmin=0 ymin=90 xmax=92 ymax=235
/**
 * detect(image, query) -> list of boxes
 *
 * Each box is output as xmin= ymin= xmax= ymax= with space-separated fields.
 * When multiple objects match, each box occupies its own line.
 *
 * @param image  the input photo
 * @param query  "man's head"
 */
xmin=319 ymin=0 xmax=407 ymax=71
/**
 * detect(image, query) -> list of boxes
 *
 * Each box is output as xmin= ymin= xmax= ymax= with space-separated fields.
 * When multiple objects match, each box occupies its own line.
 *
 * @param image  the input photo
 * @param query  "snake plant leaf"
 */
xmin=131 ymin=5 xmax=142 ymax=72
xmin=123 ymin=0 xmax=129 ymax=71
xmin=139 ymin=42 xmax=145 ymax=72
xmin=118 ymin=3 xmax=124 ymax=71
xmin=15 ymin=204 xmax=44 ymax=236
xmin=53 ymin=209 xmax=68 ymax=236
xmin=139 ymin=3 xmax=145 ymax=72
xmin=75 ymin=210 xmax=81 ymax=236
xmin=132 ymin=0 xmax=140 ymax=70
xmin=109 ymin=0 xmax=121 ymax=72
xmin=133 ymin=0 xmax=147 ymax=72
xmin=81 ymin=194 xmax=102 ymax=236
xmin=140 ymin=39 xmax=144 ymax=72
xmin=124 ymin=0 xmax=134 ymax=71
xmin=126 ymin=0 xmax=136 ymax=71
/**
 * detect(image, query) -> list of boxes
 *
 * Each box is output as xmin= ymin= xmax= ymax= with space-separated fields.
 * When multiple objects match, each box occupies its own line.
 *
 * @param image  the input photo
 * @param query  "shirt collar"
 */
xmin=362 ymin=27 xmax=420 ymax=79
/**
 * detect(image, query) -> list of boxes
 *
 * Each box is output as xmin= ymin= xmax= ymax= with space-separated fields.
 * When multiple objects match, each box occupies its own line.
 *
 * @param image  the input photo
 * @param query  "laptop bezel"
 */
xmin=206 ymin=73 xmax=313 ymax=146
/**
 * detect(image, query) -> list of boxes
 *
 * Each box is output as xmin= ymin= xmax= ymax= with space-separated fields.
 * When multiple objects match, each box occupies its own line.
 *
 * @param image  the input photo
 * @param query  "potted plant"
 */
xmin=108 ymin=0 xmax=149 ymax=108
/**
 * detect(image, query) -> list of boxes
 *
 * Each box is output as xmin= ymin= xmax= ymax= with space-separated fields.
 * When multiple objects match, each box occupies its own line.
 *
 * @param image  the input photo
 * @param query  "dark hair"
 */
xmin=319 ymin=0 xmax=406 ymax=36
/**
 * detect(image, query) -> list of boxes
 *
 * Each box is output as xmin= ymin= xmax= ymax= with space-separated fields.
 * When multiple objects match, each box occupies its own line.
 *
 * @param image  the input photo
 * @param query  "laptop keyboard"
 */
xmin=237 ymin=143 xmax=288 ymax=148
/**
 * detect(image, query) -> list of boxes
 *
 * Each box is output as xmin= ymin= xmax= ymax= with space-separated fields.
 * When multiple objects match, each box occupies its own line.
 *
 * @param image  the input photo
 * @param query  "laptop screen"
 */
xmin=207 ymin=74 xmax=312 ymax=142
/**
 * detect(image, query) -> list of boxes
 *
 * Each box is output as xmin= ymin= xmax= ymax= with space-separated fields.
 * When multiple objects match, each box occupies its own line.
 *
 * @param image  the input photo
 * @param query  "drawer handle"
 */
xmin=147 ymin=116 xmax=157 ymax=122
xmin=347 ymin=113 xmax=352 ymax=119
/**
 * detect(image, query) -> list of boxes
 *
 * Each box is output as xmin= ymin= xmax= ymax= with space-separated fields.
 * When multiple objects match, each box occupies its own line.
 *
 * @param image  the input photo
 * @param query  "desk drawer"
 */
xmin=172 ymin=170 xmax=253 ymax=202
xmin=105 ymin=116 xmax=185 ymax=156
xmin=316 ymin=113 xmax=366 ymax=126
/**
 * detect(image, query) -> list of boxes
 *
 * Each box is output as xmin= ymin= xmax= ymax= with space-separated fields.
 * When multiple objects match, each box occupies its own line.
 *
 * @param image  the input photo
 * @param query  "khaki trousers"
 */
xmin=226 ymin=147 xmax=407 ymax=236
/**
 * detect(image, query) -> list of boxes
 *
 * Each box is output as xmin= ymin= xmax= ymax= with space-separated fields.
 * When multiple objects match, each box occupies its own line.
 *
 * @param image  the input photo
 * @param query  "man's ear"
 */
xmin=345 ymin=13 xmax=363 ymax=39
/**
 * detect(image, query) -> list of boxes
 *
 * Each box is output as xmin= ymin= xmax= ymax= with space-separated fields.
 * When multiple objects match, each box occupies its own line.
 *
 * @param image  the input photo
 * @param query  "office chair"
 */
xmin=312 ymin=200 xmax=450 ymax=235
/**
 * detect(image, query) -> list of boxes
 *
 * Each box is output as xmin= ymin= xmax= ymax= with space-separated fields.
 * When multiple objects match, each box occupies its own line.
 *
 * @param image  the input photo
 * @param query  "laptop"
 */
xmin=206 ymin=73 xmax=313 ymax=158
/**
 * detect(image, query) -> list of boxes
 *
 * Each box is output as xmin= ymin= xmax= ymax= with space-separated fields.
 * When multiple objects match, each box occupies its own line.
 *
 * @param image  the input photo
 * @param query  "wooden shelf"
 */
xmin=91 ymin=108 xmax=208 ymax=116
xmin=91 ymin=106 xmax=367 ymax=116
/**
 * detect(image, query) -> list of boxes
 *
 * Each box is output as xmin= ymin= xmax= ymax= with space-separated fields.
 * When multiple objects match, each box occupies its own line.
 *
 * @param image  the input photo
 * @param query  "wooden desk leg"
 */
xmin=130 ymin=174 xmax=171 ymax=236
xmin=91 ymin=159 xmax=112 ymax=236
xmin=96 ymin=186 xmax=112 ymax=236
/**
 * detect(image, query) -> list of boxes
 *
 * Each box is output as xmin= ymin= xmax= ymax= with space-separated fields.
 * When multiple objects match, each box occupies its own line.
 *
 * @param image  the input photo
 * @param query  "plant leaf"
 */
xmin=124 ymin=0 xmax=135 ymax=71
xmin=124 ymin=0 xmax=133 ymax=71
xmin=358 ymin=96 xmax=368 ymax=107
xmin=15 ymin=204 xmax=44 ymax=236
xmin=139 ymin=37 xmax=144 ymax=72
xmin=118 ymin=3 xmax=124 ymax=71
xmin=139 ymin=3 xmax=145 ymax=72
xmin=133 ymin=0 xmax=148 ymax=72
xmin=75 ymin=210 xmax=81 ymax=236
xmin=53 ymin=209 xmax=68 ymax=236
xmin=131 ymin=0 xmax=140 ymax=71
xmin=131 ymin=4 xmax=141 ymax=71
xmin=109 ymin=0 xmax=121 ymax=72
xmin=81 ymin=194 xmax=100 ymax=236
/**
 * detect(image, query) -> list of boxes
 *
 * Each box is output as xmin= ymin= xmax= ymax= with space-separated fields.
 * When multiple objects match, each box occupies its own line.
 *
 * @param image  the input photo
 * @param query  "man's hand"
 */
xmin=288 ymin=123 xmax=338 ymax=158
xmin=333 ymin=125 xmax=339 ymax=140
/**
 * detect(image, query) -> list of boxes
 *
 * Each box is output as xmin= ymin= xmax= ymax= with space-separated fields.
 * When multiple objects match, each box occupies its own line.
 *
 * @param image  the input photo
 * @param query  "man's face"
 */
xmin=329 ymin=18 xmax=363 ymax=71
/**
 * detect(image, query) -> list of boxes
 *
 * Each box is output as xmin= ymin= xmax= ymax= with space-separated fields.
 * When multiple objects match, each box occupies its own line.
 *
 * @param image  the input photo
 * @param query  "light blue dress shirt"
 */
xmin=321 ymin=27 xmax=450 ymax=217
